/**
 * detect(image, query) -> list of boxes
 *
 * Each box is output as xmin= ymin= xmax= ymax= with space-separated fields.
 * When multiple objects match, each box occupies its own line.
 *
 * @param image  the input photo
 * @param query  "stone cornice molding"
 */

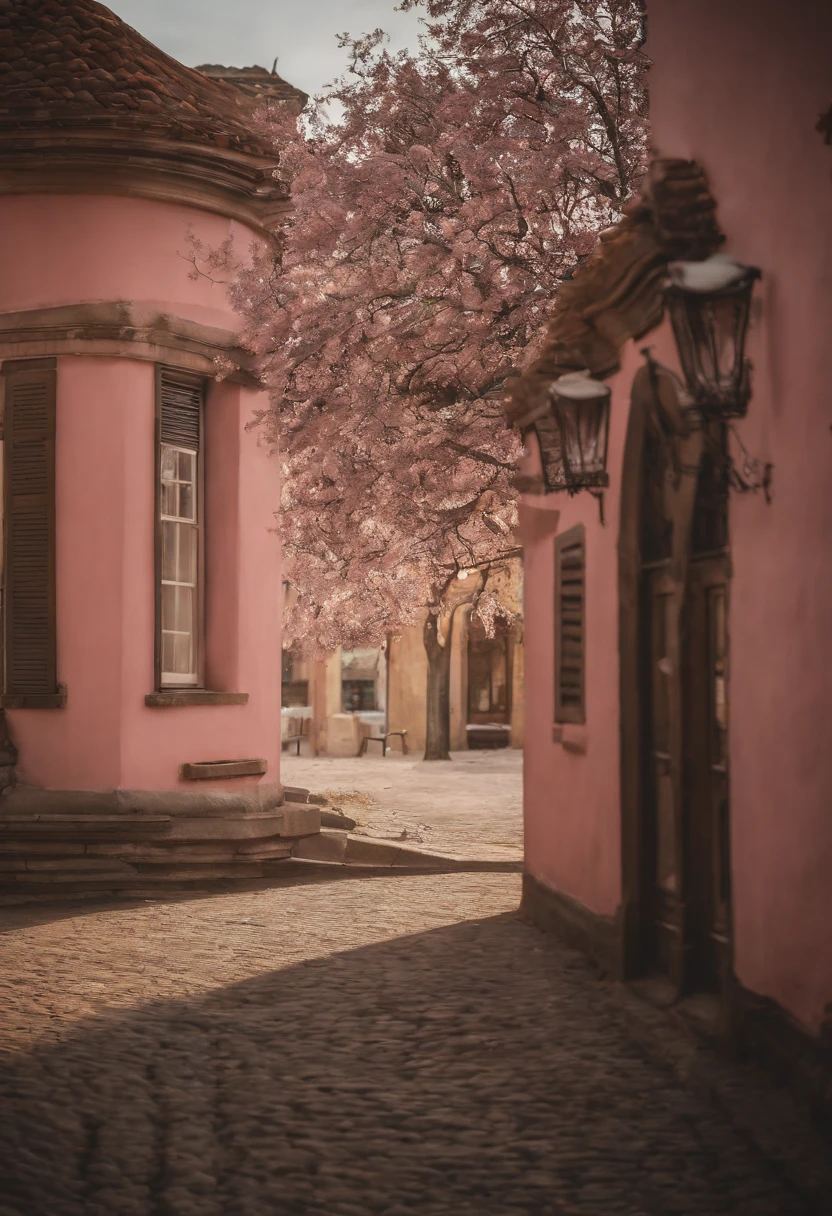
xmin=0 ymin=131 xmax=290 ymax=233
xmin=0 ymin=302 xmax=262 ymax=386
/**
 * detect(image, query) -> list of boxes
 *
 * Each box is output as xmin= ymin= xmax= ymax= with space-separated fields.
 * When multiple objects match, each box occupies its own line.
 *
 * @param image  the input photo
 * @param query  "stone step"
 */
xmin=236 ymin=840 xmax=293 ymax=860
xmin=0 ymin=860 xmax=270 ymax=897
xmin=3 ymin=868 xmax=141 ymax=886
xmin=0 ymin=856 xmax=138 ymax=873
xmin=320 ymin=809 xmax=357 ymax=830
xmin=282 ymin=785 xmax=310 ymax=803
xmin=87 ymin=841 xmax=246 ymax=863
xmin=128 ymin=864 xmax=268 ymax=881
xmin=0 ymin=800 xmax=321 ymax=903
xmin=0 ymin=814 xmax=171 ymax=837
xmin=0 ymin=839 xmax=87 ymax=856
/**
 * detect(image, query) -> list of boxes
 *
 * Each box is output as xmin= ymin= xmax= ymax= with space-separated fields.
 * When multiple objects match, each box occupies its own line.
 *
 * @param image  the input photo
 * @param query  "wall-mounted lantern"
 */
xmin=666 ymin=254 xmax=761 ymax=419
xmin=533 ymin=370 xmax=612 ymax=495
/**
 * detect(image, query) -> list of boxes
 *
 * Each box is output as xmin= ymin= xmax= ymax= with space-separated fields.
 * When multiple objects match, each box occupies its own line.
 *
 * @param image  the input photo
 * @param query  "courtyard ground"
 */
xmin=1 ymin=868 xmax=830 ymax=1215
xmin=282 ymin=748 xmax=523 ymax=862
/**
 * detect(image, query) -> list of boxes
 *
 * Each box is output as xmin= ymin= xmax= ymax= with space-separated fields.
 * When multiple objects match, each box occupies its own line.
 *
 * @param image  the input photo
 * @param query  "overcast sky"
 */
xmin=112 ymin=0 xmax=425 ymax=98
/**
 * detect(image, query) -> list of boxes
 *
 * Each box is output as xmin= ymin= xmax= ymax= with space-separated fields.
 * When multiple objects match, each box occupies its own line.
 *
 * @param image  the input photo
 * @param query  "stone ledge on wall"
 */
xmin=0 ymin=302 xmax=261 ymax=385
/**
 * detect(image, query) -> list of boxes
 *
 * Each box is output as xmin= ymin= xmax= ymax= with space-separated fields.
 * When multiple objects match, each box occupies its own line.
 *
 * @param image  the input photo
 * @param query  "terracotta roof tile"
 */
xmin=0 ymin=0 xmax=300 ymax=156
xmin=196 ymin=64 xmax=308 ymax=113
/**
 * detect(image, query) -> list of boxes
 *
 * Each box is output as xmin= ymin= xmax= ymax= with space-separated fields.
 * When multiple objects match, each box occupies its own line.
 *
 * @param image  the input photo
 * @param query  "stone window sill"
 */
xmin=145 ymin=691 xmax=249 ymax=708
xmin=0 ymin=685 xmax=67 ymax=709
xmin=552 ymin=723 xmax=588 ymax=754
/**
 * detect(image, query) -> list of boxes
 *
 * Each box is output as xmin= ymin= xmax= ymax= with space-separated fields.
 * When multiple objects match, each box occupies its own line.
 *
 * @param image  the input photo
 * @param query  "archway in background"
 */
xmin=466 ymin=614 xmax=513 ymax=750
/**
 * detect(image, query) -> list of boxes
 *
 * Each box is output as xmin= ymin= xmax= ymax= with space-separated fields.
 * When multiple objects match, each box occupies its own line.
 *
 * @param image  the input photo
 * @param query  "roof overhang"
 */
xmin=0 ymin=128 xmax=291 ymax=234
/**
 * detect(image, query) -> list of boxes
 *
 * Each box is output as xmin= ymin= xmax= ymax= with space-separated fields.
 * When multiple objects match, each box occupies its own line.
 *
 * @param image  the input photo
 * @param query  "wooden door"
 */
xmin=641 ymin=564 xmax=685 ymax=980
xmin=683 ymin=555 xmax=732 ymax=992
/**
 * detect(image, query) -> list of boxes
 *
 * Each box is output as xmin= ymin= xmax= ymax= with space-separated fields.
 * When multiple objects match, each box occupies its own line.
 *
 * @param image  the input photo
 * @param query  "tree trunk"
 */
xmin=423 ymin=608 xmax=455 ymax=761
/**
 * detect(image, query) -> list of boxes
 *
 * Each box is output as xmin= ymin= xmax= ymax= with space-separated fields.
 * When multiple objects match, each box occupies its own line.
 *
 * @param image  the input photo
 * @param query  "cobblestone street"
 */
xmin=1 ymin=870 xmax=830 ymax=1215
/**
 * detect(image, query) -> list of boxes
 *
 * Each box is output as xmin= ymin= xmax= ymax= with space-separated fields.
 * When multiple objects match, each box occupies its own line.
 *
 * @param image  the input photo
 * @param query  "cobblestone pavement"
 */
xmin=282 ymin=749 xmax=523 ymax=860
xmin=1 ymin=870 xmax=830 ymax=1215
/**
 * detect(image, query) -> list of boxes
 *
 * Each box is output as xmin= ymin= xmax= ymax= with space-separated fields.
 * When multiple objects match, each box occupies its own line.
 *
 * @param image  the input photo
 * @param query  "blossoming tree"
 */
xmin=222 ymin=0 xmax=647 ymax=758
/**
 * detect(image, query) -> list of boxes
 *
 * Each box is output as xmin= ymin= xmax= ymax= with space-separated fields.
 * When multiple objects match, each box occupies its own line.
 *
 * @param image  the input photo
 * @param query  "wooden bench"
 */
xmin=359 ymin=730 xmax=408 ymax=757
xmin=282 ymin=717 xmax=309 ymax=755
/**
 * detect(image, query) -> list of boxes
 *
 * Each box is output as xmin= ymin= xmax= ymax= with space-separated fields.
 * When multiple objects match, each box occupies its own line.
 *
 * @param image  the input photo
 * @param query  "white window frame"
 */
xmin=159 ymin=442 xmax=200 ymax=687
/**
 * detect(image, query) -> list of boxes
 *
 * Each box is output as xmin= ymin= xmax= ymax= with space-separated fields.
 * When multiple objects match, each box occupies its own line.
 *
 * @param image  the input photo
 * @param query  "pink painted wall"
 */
xmin=0 ymin=194 xmax=253 ymax=332
xmin=522 ymin=346 xmax=645 ymax=920
xmin=523 ymin=0 xmax=832 ymax=1031
xmin=0 ymin=190 xmax=283 ymax=793
xmin=648 ymin=0 xmax=832 ymax=1033
xmin=7 ymin=357 xmax=281 ymax=792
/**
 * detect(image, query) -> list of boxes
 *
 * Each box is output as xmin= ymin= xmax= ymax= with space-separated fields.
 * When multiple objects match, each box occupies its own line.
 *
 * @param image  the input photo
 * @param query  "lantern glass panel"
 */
xmin=667 ymin=265 xmax=759 ymax=418
xmin=552 ymin=388 xmax=610 ymax=490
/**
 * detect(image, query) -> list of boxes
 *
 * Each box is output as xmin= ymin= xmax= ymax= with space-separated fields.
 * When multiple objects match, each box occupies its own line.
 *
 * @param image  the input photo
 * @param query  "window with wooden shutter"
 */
xmin=1 ymin=358 xmax=61 ymax=707
xmin=554 ymin=524 xmax=586 ymax=724
xmin=155 ymin=367 xmax=205 ymax=689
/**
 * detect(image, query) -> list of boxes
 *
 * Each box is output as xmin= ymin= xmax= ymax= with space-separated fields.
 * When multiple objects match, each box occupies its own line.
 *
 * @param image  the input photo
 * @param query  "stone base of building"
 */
xmin=522 ymin=870 xmax=832 ymax=1135
xmin=733 ymin=989 xmax=832 ymax=1133
xmin=520 ymin=870 xmax=620 ymax=977
xmin=0 ymin=783 xmax=320 ymax=900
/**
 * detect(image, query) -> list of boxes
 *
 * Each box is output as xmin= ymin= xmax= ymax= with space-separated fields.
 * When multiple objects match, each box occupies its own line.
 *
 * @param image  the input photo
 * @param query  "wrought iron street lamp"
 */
xmin=666 ymin=254 xmax=761 ymax=419
xmin=536 ymin=370 xmax=612 ymax=494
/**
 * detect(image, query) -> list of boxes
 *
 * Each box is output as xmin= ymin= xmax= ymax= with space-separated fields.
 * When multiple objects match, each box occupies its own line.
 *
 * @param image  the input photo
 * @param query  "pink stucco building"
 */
xmin=515 ymin=0 xmax=831 ymax=1110
xmin=0 ymin=0 xmax=318 ymax=893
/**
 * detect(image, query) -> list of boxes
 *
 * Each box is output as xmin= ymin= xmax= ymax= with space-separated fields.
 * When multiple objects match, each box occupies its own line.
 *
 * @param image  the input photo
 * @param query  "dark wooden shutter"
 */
xmin=554 ymin=524 xmax=586 ymax=724
xmin=159 ymin=369 xmax=202 ymax=449
xmin=3 ymin=359 xmax=58 ymax=701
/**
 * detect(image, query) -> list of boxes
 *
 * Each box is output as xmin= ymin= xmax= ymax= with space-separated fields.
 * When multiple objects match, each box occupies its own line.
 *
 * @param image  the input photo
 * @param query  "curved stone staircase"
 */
xmin=0 ymin=715 xmax=320 ymax=903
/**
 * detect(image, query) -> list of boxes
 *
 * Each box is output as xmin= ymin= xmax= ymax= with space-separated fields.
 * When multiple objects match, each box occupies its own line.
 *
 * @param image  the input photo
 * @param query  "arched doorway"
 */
xmin=466 ymin=615 xmax=513 ymax=749
xmin=619 ymin=365 xmax=733 ymax=1016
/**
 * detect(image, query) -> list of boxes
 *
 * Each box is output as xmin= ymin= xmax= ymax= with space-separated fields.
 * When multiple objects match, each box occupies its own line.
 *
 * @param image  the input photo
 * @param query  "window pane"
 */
xmin=161 ymin=521 xmax=178 ymax=582
xmin=161 ymin=480 xmax=177 ymax=517
xmin=175 ymin=584 xmax=195 ymax=633
xmin=161 ymin=583 xmax=176 ymax=631
xmin=177 ymin=524 xmax=197 ymax=584
xmin=173 ymin=629 xmax=193 ymax=675
xmin=179 ymin=481 xmax=195 ymax=521
xmin=178 ymin=450 xmax=195 ymax=482
xmin=161 ymin=447 xmax=177 ymax=481
xmin=161 ymin=630 xmax=176 ymax=674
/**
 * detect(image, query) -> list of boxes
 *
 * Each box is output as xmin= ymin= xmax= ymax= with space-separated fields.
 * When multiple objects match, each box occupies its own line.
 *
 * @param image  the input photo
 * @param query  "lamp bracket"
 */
xmin=723 ymin=424 xmax=774 ymax=503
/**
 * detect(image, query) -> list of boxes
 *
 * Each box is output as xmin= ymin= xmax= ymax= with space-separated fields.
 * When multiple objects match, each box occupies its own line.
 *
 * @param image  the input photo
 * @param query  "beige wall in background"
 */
xmin=449 ymin=606 xmax=470 ymax=752
xmin=387 ymin=612 xmax=429 ymax=755
xmin=309 ymin=647 xmax=343 ymax=755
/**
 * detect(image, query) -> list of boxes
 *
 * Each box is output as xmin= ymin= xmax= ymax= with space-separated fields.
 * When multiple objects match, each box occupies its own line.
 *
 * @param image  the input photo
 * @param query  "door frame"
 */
xmin=618 ymin=363 xmax=713 ymax=988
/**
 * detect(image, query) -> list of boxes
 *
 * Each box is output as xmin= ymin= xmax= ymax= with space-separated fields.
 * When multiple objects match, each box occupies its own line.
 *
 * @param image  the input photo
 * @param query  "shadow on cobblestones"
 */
xmin=1 ymin=896 xmax=830 ymax=1216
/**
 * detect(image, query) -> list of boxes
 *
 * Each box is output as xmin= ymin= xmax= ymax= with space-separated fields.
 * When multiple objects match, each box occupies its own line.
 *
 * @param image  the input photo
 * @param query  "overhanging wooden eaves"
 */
xmin=508 ymin=159 xmax=724 ymax=440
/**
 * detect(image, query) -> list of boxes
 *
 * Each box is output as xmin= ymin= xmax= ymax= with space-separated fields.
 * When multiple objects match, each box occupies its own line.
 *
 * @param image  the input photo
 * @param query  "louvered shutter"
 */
xmin=554 ymin=525 xmax=586 ymax=724
xmin=159 ymin=369 xmax=202 ymax=448
xmin=3 ymin=359 xmax=57 ymax=699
